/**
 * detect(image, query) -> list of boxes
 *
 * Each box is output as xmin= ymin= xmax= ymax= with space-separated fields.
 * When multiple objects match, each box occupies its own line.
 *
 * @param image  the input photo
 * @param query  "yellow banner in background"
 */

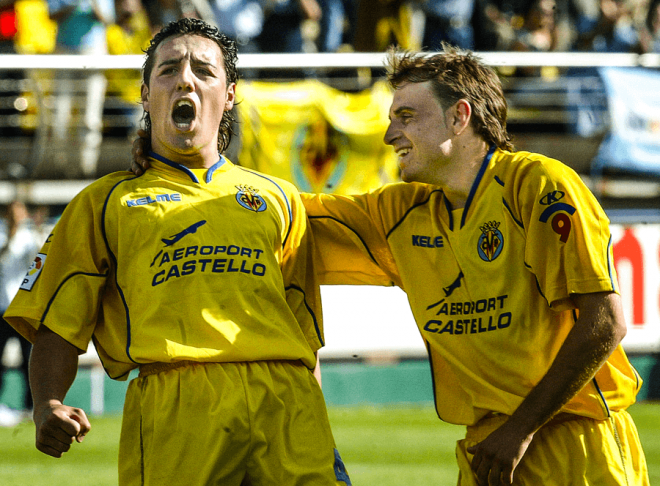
xmin=15 ymin=0 xmax=56 ymax=54
xmin=237 ymin=80 xmax=400 ymax=195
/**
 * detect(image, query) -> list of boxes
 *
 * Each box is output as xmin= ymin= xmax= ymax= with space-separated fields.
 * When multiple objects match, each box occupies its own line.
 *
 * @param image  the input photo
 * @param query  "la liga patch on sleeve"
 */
xmin=20 ymin=253 xmax=46 ymax=291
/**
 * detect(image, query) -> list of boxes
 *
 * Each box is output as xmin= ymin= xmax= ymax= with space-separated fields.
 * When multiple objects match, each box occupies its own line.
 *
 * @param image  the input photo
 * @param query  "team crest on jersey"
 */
xmin=236 ymin=185 xmax=267 ymax=212
xmin=20 ymin=253 xmax=46 ymax=291
xmin=477 ymin=221 xmax=504 ymax=262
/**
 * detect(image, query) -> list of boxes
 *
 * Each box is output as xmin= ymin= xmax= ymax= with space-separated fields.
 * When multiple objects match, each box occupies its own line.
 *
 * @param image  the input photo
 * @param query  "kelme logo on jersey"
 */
xmin=477 ymin=221 xmax=504 ymax=262
xmin=126 ymin=193 xmax=182 ymax=207
xmin=20 ymin=253 xmax=47 ymax=291
xmin=539 ymin=190 xmax=565 ymax=205
xmin=236 ymin=185 xmax=267 ymax=212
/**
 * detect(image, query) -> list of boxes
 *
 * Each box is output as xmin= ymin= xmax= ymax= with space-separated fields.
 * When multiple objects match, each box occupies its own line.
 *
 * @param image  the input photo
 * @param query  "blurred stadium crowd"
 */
xmin=1 ymin=0 xmax=659 ymax=59
xmin=1 ymin=0 xmax=659 ymax=181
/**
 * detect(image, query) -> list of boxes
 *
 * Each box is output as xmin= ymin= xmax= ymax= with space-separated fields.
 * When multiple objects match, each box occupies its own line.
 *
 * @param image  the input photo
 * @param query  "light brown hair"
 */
xmin=386 ymin=44 xmax=514 ymax=151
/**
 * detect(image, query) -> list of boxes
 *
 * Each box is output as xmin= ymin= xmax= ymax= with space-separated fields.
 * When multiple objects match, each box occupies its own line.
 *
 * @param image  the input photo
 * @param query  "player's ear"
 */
xmin=225 ymin=83 xmax=236 ymax=111
xmin=451 ymin=99 xmax=471 ymax=135
xmin=141 ymin=84 xmax=150 ymax=113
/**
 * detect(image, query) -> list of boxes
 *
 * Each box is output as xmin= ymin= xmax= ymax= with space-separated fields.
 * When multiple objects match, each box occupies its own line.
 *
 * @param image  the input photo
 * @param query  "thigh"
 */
xmin=456 ymin=411 xmax=650 ymax=486
xmin=243 ymin=361 xmax=351 ymax=486
xmin=119 ymin=362 xmax=251 ymax=486
xmin=516 ymin=411 xmax=649 ymax=486
xmin=603 ymin=410 xmax=650 ymax=486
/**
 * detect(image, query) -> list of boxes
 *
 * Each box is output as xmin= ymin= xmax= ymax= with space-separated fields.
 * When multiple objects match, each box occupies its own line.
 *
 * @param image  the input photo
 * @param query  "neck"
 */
xmin=150 ymin=140 xmax=220 ymax=169
xmin=439 ymin=138 xmax=491 ymax=209
xmin=150 ymin=150 xmax=222 ymax=171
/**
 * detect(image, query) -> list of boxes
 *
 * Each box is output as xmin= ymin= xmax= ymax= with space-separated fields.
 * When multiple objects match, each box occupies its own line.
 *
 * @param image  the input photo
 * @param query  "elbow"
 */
xmin=600 ymin=313 xmax=626 ymax=353
xmin=608 ymin=295 xmax=627 ymax=346
xmin=613 ymin=317 xmax=627 ymax=345
xmin=592 ymin=291 xmax=627 ymax=349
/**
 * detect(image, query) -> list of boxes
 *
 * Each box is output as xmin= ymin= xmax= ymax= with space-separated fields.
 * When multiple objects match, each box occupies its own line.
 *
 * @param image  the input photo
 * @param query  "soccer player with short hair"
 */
xmin=303 ymin=45 xmax=649 ymax=485
xmin=129 ymin=43 xmax=650 ymax=485
xmin=4 ymin=18 xmax=350 ymax=486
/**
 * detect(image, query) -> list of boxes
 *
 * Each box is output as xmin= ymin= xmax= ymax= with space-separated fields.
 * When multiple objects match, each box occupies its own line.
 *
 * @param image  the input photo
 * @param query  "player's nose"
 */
xmin=384 ymin=121 xmax=398 ymax=145
xmin=176 ymin=64 xmax=195 ymax=92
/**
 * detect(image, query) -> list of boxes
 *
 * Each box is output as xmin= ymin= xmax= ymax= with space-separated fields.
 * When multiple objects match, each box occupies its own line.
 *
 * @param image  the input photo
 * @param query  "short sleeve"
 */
xmin=515 ymin=160 xmax=617 ymax=308
xmin=3 ymin=183 xmax=113 ymax=350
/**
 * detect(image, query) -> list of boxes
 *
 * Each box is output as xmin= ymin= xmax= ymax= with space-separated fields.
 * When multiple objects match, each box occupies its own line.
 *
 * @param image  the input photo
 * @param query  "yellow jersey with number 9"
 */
xmin=305 ymin=147 xmax=641 ymax=426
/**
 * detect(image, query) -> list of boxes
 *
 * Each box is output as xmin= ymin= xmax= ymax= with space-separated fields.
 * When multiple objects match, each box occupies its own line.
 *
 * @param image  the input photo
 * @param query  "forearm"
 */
xmin=30 ymin=325 xmax=81 ymax=410
xmin=467 ymin=293 xmax=626 ymax=483
xmin=29 ymin=325 xmax=92 ymax=457
xmin=509 ymin=292 xmax=625 ymax=435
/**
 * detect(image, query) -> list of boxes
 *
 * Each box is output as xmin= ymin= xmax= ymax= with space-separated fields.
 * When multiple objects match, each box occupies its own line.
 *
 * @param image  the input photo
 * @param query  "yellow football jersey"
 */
xmin=5 ymin=155 xmax=323 ymax=380
xmin=305 ymin=147 xmax=641 ymax=425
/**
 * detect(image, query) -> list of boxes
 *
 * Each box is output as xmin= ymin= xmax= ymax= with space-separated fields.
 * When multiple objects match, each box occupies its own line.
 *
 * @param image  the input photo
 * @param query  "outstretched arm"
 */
xmin=467 ymin=291 xmax=626 ymax=486
xmin=30 ymin=325 xmax=92 ymax=458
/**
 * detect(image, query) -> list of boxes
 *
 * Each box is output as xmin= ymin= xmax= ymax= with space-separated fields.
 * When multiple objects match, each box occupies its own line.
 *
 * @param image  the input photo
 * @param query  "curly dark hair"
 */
xmin=142 ymin=18 xmax=239 ymax=154
xmin=386 ymin=44 xmax=513 ymax=151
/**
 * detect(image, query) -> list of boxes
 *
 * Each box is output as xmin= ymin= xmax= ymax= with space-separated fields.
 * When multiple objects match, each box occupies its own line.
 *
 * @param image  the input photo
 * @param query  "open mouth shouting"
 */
xmin=172 ymin=99 xmax=196 ymax=131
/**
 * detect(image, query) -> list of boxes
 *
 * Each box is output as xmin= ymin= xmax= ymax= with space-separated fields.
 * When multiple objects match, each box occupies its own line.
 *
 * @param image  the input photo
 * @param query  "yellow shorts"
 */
xmin=456 ymin=410 xmax=649 ymax=486
xmin=118 ymin=360 xmax=351 ymax=486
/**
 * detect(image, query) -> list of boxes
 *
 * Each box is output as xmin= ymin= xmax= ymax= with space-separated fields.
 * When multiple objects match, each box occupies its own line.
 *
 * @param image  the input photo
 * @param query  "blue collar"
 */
xmin=149 ymin=151 xmax=226 ymax=183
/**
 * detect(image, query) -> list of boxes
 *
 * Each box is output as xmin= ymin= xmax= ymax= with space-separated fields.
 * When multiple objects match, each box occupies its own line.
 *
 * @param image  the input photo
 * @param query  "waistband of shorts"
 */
xmin=138 ymin=359 xmax=309 ymax=378
xmin=467 ymin=411 xmax=591 ymax=442
xmin=138 ymin=360 xmax=199 ymax=377
xmin=545 ymin=412 xmax=589 ymax=427
xmin=486 ymin=411 xmax=588 ymax=426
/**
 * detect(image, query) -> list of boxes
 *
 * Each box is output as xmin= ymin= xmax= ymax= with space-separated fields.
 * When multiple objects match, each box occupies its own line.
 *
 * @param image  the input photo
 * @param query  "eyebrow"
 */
xmin=157 ymin=55 xmax=217 ymax=70
xmin=392 ymin=106 xmax=415 ymax=117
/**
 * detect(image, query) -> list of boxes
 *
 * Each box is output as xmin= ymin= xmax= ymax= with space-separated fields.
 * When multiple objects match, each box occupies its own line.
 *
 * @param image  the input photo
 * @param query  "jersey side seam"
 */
xmin=425 ymin=340 xmax=445 ymax=422
xmin=91 ymin=334 xmax=136 ymax=381
xmin=592 ymin=376 xmax=612 ymax=417
xmin=102 ymin=176 xmax=141 ymax=364
xmin=285 ymin=284 xmax=324 ymax=347
xmin=502 ymin=197 xmax=525 ymax=230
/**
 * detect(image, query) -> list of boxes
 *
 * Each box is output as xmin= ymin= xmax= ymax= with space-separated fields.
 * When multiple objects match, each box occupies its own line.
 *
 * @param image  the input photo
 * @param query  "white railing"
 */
xmin=0 ymin=51 xmax=658 ymax=204
xmin=1 ymin=52 xmax=660 ymax=70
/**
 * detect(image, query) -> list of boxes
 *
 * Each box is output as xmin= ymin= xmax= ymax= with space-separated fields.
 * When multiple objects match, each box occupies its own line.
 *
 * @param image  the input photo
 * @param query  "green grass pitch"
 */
xmin=0 ymin=403 xmax=658 ymax=485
